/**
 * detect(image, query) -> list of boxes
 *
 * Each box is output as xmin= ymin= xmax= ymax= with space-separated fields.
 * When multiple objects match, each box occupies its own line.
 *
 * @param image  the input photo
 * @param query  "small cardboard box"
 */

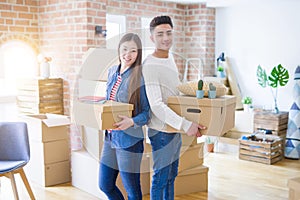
xmin=20 ymin=114 xmax=70 ymax=142
xmin=167 ymin=95 xmax=236 ymax=136
xmin=29 ymin=139 xmax=70 ymax=164
xmin=288 ymin=177 xmax=300 ymax=200
xmin=24 ymin=160 xmax=70 ymax=187
xmin=179 ymin=143 xmax=204 ymax=172
xmin=73 ymin=100 xmax=134 ymax=130
xmin=175 ymin=165 xmax=208 ymax=195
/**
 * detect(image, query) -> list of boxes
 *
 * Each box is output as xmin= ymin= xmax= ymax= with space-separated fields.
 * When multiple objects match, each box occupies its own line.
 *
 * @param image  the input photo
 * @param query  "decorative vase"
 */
xmin=208 ymin=91 xmax=216 ymax=99
xmin=196 ymin=90 xmax=204 ymax=99
xmin=41 ymin=62 xmax=50 ymax=78
xmin=217 ymin=71 xmax=225 ymax=78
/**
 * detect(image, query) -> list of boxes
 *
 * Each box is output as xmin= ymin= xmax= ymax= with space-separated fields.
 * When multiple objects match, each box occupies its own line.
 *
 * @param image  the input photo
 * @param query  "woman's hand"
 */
xmin=113 ymin=115 xmax=134 ymax=130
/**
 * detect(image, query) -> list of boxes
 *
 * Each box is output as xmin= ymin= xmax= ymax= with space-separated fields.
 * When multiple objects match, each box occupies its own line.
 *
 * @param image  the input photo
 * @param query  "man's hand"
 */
xmin=113 ymin=115 xmax=134 ymax=130
xmin=186 ymin=122 xmax=206 ymax=137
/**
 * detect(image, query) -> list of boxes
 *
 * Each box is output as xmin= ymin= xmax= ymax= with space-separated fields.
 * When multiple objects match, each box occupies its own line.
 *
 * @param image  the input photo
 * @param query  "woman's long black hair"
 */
xmin=118 ymin=33 xmax=143 ymax=116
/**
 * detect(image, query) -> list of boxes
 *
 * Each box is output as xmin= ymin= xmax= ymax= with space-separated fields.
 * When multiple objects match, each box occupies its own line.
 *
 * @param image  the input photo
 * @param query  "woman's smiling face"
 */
xmin=119 ymin=40 xmax=138 ymax=68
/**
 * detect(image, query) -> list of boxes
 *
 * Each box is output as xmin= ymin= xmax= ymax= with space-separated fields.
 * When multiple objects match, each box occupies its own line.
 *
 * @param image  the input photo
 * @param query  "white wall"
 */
xmin=215 ymin=0 xmax=300 ymax=111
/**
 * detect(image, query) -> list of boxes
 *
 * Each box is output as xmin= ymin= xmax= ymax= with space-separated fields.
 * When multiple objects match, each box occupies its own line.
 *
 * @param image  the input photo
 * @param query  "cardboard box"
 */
xmin=181 ymin=134 xmax=198 ymax=146
xmin=20 ymin=114 xmax=70 ymax=142
xmin=81 ymin=126 xmax=104 ymax=160
xmin=166 ymin=95 xmax=236 ymax=136
xmin=71 ymin=150 xmax=150 ymax=199
xmin=174 ymin=165 xmax=208 ymax=195
xmin=24 ymin=160 xmax=70 ymax=187
xmin=73 ymin=100 xmax=133 ymax=130
xmin=179 ymin=143 xmax=204 ymax=172
xmin=29 ymin=139 xmax=70 ymax=164
xmin=288 ymin=177 xmax=300 ymax=200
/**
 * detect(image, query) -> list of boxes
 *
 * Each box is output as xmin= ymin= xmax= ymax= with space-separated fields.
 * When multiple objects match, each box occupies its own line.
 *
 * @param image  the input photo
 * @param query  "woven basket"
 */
xmin=177 ymin=81 xmax=228 ymax=97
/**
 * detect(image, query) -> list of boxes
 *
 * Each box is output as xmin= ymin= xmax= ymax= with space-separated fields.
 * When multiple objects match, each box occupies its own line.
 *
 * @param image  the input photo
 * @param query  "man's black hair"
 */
xmin=149 ymin=15 xmax=173 ymax=33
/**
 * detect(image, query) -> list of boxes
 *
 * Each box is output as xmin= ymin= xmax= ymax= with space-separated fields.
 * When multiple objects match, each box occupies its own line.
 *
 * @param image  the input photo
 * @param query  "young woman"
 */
xmin=98 ymin=33 xmax=150 ymax=200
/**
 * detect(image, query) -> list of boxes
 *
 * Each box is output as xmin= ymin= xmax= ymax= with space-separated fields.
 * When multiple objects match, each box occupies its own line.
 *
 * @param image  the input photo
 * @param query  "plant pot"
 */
xmin=208 ymin=90 xmax=216 ymax=99
xmin=196 ymin=90 xmax=204 ymax=99
xmin=243 ymin=104 xmax=251 ymax=112
xmin=207 ymin=143 xmax=214 ymax=153
xmin=217 ymin=71 xmax=225 ymax=78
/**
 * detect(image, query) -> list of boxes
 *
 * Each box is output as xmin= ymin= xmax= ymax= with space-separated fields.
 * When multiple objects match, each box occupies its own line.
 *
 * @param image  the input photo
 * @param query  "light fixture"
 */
xmin=95 ymin=26 xmax=107 ymax=37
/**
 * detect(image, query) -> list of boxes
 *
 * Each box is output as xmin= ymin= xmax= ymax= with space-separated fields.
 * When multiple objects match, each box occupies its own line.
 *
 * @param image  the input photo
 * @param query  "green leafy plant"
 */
xmin=242 ymin=96 xmax=252 ymax=105
xmin=198 ymin=79 xmax=203 ymax=90
xmin=256 ymin=64 xmax=289 ymax=113
xmin=209 ymin=83 xmax=216 ymax=91
xmin=217 ymin=66 xmax=224 ymax=72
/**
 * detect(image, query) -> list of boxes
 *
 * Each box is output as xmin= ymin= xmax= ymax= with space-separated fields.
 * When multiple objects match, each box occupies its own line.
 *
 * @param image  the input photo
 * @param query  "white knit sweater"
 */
xmin=142 ymin=54 xmax=192 ymax=133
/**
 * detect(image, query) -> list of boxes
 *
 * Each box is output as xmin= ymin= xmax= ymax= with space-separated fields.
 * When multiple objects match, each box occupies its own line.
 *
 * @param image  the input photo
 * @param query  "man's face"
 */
xmin=151 ymin=24 xmax=173 ymax=51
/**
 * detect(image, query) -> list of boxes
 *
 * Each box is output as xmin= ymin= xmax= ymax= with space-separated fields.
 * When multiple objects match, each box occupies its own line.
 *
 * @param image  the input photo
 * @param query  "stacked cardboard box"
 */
xmin=21 ymin=114 xmax=71 ymax=186
xmin=175 ymin=137 xmax=208 ymax=195
xmin=166 ymin=95 xmax=236 ymax=136
xmin=17 ymin=78 xmax=64 ymax=115
xmin=148 ymin=135 xmax=208 ymax=196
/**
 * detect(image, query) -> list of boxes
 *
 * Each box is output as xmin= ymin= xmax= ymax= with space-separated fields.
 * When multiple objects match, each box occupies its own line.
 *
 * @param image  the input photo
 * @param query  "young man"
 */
xmin=142 ymin=16 xmax=206 ymax=200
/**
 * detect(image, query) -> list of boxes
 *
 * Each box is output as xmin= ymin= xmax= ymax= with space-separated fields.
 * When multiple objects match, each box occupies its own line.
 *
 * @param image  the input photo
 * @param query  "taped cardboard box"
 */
xmin=73 ymin=100 xmax=133 ymax=130
xmin=24 ymin=160 xmax=70 ymax=187
xmin=29 ymin=139 xmax=69 ymax=164
xmin=20 ymin=114 xmax=70 ymax=142
xmin=175 ymin=165 xmax=209 ymax=195
xmin=179 ymin=143 xmax=204 ymax=172
xmin=166 ymin=95 xmax=236 ymax=136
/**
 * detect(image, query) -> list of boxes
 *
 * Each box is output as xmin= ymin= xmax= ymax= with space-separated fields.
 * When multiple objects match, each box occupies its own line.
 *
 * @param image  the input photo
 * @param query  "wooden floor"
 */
xmin=1 ymin=147 xmax=299 ymax=200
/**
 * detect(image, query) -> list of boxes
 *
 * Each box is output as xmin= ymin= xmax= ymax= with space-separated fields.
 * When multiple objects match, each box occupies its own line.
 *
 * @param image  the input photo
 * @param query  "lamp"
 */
xmin=95 ymin=25 xmax=107 ymax=37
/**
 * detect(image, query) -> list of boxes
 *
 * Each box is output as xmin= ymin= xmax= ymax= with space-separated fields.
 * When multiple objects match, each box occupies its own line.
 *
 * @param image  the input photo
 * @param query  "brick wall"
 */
xmin=0 ymin=0 xmax=215 ymax=149
xmin=0 ymin=1 xmax=39 ymax=52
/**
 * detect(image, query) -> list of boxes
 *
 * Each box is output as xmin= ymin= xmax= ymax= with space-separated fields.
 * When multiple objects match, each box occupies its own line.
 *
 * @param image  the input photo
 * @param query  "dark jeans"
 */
xmin=148 ymin=128 xmax=181 ymax=200
xmin=98 ymin=139 xmax=144 ymax=200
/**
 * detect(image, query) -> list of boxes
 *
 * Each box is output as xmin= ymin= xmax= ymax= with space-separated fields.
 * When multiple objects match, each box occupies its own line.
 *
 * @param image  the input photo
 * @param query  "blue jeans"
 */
xmin=148 ymin=128 xmax=182 ymax=200
xmin=98 ymin=138 xmax=144 ymax=200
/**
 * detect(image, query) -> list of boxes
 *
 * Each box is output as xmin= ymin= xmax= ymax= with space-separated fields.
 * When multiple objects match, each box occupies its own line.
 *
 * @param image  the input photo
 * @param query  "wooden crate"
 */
xmin=17 ymin=78 xmax=64 ymax=114
xmin=253 ymin=111 xmax=288 ymax=136
xmin=239 ymin=134 xmax=283 ymax=164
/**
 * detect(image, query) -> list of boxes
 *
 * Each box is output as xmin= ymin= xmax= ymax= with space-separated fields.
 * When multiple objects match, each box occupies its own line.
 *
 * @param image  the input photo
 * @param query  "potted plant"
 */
xmin=208 ymin=83 xmax=217 ymax=99
xmin=242 ymin=96 xmax=252 ymax=112
xmin=205 ymin=136 xmax=215 ymax=153
xmin=196 ymin=79 xmax=204 ymax=99
xmin=256 ymin=64 xmax=289 ymax=113
xmin=217 ymin=66 xmax=225 ymax=78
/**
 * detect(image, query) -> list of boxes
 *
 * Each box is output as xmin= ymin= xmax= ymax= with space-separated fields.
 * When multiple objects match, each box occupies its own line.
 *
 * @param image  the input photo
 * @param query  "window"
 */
xmin=141 ymin=17 xmax=154 ymax=60
xmin=0 ymin=40 xmax=37 ymax=98
xmin=106 ymin=14 xmax=126 ymax=49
